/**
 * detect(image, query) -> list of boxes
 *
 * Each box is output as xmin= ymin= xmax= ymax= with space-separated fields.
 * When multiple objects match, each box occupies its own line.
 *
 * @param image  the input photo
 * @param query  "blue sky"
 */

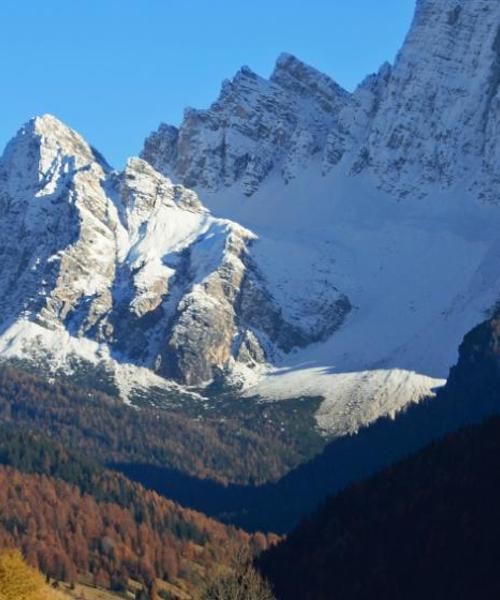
xmin=1 ymin=1 xmax=415 ymax=168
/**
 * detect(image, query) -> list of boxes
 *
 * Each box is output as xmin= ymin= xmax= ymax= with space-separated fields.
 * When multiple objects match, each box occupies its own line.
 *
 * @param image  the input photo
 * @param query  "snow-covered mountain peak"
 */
xmin=31 ymin=113 xmax=89 ymax=148
xmin=6 ymin=0 xmax=500 ymax=439
xmin=230 ymin=64 xmax=260 ymax=84
xmin=209 ymin=64 xmax=270 ymax=115
xmin=0 ymin=113 xmax=107 ymax=202
xmin=0 ymin=114 xmax=354 ymax=394
xmin=272 ymin=52 xmax=305 ymax=73
xmin=10 ymin=114 xmax=99 ymax=169
xmin=359 ymin=0 xmax=500 ymax=199
xmin=142 ymin=0 xmax=500 ymax=204
xmin=137 ymin=0 xmax=500 ymax=433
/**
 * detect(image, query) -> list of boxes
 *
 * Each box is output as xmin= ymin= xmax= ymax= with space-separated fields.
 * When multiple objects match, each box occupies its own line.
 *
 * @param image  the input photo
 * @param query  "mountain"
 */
xmin=142 ymin=53 xmax=351 ymax=195
xmin=0 ymin=114 xmax=421 ymax=439
xmin=2 ymin=0 xmax=500 ymax=441
xmin=257 ymin=415 xmax=500 ymax=600
xmin=0 ymin=115 xmax=269 ymax=389
xmin=0 ymin=116 xmax=348 ymax=398
xmin=144 ymin=1 xmax=500 ymax=201
xmin=2 ymin=294 xmax=499 ymax=595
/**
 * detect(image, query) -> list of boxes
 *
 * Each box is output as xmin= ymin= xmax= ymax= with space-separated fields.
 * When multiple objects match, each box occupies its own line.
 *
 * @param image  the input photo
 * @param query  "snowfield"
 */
xmin=206 ymin=165 xmax=500 ymax=432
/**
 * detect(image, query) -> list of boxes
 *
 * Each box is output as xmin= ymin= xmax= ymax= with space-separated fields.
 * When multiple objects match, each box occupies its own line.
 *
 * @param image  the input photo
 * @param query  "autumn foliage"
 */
xmin=0 ymin=549 xmax=56 ymax=600
xmin=0 ymin=364 xmax=320 ymax=485
xmin=0 ymin=464 xmax=277 ymax=596
xmin=0 ymin=425 xmax=278 ymax=595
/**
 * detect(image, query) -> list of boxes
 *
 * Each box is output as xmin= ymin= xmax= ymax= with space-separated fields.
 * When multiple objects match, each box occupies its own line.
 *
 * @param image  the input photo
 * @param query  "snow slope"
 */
xmin=0 ymin=115 xmax=350 ymax=418
xmin=209 ymin=165 xmax=499 ymax=421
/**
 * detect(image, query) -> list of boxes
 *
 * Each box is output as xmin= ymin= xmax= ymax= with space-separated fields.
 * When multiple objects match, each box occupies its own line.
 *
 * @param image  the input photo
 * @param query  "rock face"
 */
xmin=0 ymin=115 xmax=118 ymax=334
xmin=143 ymin=1 xmax=500 ymax=202
xmin=0 ymin=115 xmax=350 ymax=387
xmin=142 ymin=54 xmax=350 ymax=195
xmin=359 ymin=0 xmax=500 ymax=199
xmin=443 ymin=314 xmax=500 ymax=403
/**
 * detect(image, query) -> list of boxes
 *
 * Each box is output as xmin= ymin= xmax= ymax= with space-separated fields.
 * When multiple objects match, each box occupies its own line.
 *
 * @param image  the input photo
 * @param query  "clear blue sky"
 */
xmin=0 ymin=0 xmax=415 ymax=168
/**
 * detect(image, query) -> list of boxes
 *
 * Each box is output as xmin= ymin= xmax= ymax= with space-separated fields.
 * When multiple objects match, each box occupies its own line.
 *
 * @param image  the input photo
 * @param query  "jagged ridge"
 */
xmin=143 ymin=1 xmax=500 ymax=200
xmin=142 ymin=54 xmax=350 ymax=195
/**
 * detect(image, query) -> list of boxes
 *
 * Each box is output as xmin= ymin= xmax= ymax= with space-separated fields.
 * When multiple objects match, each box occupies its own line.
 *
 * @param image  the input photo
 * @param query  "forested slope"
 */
xmin=0 ymin=427 xmax=277 ymax=598
xmin=0 ymin=364 xmax=322 ymax=485
xmin=259 ymin=415 xmax=500 ymax=599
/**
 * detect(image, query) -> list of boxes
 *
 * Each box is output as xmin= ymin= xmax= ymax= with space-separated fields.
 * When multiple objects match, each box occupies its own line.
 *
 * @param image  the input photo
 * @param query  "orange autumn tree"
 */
xmin=0 ymin=549 xmax=56 ymax=600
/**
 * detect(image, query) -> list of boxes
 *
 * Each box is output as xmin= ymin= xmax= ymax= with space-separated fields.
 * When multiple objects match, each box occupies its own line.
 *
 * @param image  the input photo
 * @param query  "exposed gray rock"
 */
xmin=142 ymin=54 xmax=350 ymax=195
xmin=142 ymin=1 xmax=500 ymax=204
xmin=357 ymin=0 xmax=500 ymax=199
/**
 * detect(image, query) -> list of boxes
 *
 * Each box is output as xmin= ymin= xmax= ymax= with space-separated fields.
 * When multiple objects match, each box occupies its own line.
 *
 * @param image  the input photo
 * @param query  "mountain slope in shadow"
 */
xmin=116 ymin=315 xmax=500 ymax=533
xmin=258 ymin=413 xmax=500 ymax=599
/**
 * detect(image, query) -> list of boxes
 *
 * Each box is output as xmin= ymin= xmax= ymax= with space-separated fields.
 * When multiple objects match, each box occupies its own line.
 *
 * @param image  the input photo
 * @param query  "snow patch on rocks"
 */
xmin=243 ymin=365 xmax=444 ymax=437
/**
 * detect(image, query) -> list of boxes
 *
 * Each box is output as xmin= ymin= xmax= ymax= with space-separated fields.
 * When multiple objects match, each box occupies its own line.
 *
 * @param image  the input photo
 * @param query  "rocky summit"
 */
xmin=0 ymin=115 xmax=349 ymax=394
xmin=142 ymin=53 xmax=350 ymax=196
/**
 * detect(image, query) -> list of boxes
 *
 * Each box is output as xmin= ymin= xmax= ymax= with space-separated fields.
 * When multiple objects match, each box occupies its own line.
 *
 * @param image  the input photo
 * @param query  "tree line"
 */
xmin=0 ymin=364 xmax=320 ymax=485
